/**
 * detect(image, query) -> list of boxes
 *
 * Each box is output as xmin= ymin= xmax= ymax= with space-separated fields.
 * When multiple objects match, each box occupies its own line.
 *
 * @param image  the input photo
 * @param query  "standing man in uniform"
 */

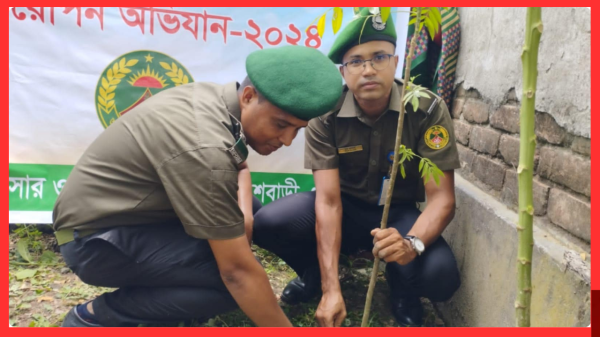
xmin=253 ymin=9 xmax=461 ymax=327
xmin=53 ymin=45 xmax=342 ymax=327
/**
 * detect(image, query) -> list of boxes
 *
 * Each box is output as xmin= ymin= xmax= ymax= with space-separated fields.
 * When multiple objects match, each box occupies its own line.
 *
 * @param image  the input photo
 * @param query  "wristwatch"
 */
xmin=405 ymin=235 xmax=425 ymax=256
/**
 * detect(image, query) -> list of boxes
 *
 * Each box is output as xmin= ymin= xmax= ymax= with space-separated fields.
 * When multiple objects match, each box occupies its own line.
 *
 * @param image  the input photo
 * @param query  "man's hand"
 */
xmin=371 ymin=228 xmax=417 ymax=265
xmin=315 ymin=291 xmax=347 ymax=327
xmin=209 ymin=235 xmax=292 ymax=327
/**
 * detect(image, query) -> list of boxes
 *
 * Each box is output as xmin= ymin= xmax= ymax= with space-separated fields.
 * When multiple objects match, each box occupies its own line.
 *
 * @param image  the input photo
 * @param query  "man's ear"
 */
xmin=241 ymin=86 xmax=257 ymax=106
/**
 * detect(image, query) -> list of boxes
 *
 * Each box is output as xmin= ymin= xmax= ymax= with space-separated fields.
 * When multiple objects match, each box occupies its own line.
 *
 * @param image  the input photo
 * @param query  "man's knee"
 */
xmin=252 ymin=208 xmax=283 ymax=248
xmin=253 ymin=192 xmax=316 ymax=245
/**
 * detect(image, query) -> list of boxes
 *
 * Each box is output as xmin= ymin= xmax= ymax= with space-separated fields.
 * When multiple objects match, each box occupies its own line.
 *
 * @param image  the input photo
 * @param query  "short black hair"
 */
xmin=238 ymin=76 xmax=265 ymax=103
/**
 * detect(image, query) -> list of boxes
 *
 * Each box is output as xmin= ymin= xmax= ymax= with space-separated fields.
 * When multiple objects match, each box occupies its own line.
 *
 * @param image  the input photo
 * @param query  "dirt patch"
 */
xmin=9 ymin=231 xmax=445 ymax=327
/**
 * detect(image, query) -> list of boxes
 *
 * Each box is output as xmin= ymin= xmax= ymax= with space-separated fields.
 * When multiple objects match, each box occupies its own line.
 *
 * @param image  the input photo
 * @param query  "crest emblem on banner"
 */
xmin=95 ymin=50 xmax=194 ymax=128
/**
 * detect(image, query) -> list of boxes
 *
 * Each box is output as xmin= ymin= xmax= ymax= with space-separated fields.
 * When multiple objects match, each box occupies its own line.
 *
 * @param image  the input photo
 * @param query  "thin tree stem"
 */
xmin=361 ymin=6 xmax=422 ymax=328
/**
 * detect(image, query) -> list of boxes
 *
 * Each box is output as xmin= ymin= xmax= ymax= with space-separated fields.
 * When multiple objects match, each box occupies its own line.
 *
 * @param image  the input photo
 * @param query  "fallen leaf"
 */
xmin=14 ymin=269 xmax=37 ymax=280
xmin=17 ymin=239 xmax=32 ymax=263
xmin=40 ymin=251 xmax=57 ymax=265
xmin=37 ymin=296 xmax=54 ymax=303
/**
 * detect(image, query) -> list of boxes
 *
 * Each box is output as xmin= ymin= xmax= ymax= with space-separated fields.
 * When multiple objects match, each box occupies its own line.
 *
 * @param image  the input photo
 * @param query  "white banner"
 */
xmin=9 ymin=7 xmax=409 ymax=223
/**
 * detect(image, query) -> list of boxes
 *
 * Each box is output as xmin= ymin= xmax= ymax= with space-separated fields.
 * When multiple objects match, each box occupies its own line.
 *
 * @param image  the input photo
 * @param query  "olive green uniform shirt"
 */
xmin=305 ymin=79 xmax=460 ymax=204
xmin=52 ymin=82 xmax=245 ymax=240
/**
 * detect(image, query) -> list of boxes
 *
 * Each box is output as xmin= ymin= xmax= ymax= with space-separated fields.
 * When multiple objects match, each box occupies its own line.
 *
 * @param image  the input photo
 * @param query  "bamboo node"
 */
xmin=530 ymin=135 xmax=537 ymax=145
xmin=527 ymin=90 xmax=534 ymax=98
xmin=536 ymin=23 xmax=544 ymax=33
xmin=518 ymin=258 xmax=532 ymax=265
xmin=520 ymin=207 xmax=532 ymax=215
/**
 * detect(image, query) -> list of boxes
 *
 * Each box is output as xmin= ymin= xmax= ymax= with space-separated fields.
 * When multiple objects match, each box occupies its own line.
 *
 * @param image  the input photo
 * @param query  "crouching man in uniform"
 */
xmin=53 ymin=46 xmax=342 ymax=327
xmin=253 ymin=10 xmax=461 ymax=327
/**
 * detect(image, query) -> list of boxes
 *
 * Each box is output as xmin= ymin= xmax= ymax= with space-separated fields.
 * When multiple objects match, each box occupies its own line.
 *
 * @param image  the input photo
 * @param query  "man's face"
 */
xmin=340 ymin=40 xmax=398 ymax=102
xmin=239 ymin=86 xmax=308 ymax=156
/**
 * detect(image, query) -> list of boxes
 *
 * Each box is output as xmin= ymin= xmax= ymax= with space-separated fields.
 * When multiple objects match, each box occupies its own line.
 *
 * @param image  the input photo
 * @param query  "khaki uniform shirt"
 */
xmin=52 ymin=82 xmax=245 ymax=240
xmin=305 ymin=79 xmax=460 ymax=204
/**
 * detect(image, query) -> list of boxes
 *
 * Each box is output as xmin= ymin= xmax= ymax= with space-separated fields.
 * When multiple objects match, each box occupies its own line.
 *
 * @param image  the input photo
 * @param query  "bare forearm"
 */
xmin=407 ymin=198 xmax=455 ymax=247
xmin=315 ymin=202 xmax=342 ymax=293
xmin=237 ymin=166 xmax=254 ymax=242
xmin=221 ymin=261 xmax=292 ymax=327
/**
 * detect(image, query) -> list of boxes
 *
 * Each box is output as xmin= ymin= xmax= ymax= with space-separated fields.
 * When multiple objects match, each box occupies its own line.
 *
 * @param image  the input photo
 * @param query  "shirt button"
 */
xmin=370 ymin=159 xmax=377 ymax=166
xmin=373 ymin=131 xmax=380 ymax=136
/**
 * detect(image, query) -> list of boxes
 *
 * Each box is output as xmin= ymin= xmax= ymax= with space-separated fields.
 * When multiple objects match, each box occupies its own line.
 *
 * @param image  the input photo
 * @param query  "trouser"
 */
xmin=253 ymin=192 xmax=460 ymax=302
xmin=60 ymin=197 xmax=262 ymax=327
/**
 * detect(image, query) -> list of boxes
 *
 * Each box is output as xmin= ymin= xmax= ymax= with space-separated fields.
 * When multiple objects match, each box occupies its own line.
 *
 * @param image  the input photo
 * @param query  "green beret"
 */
xmin=246 ymin=45 xmax=342 ymax=121
xmin=328 ymin=7 xmax=397 ymax=64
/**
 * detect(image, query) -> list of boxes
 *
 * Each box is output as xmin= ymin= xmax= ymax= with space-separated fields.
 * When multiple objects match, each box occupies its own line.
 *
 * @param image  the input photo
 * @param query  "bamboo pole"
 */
xmin=516 ymin=7 xmax=542 ymax=327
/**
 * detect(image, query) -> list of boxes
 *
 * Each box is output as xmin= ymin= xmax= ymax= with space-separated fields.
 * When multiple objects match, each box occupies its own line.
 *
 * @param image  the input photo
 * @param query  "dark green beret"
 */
xmin=246 ymin=45 xmax=342 ymax=121
xmin=328 ymin=7 xmax=397 ymax=64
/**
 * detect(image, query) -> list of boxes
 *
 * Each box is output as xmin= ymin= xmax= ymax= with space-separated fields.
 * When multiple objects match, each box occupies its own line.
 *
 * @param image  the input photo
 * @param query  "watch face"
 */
xmin=415 ymin=239 xmax=425 ymax=252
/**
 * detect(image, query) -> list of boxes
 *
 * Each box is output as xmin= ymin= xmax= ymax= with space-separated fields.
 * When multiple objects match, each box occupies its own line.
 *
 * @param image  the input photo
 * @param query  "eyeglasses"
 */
xmin=342 ymin=54 xmax=394 ymax=75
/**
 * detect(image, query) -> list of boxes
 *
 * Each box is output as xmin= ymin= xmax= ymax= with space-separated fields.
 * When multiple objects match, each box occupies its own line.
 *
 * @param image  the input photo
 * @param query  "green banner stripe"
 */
xmin=9 ymin=163 xmax=314 ymax=211
xmin=9 ymin=164 xmax=75 ymax=212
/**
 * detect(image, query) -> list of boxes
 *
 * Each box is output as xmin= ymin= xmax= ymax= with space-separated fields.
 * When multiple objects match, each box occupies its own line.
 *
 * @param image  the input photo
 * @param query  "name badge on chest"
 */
xmin=338 ymin=145 xmax=363 ymax=154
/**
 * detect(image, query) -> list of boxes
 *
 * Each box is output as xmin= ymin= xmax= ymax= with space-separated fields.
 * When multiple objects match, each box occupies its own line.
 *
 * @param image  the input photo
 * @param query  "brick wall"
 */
xmin=452 ymin=85 xmax=591 ymax=243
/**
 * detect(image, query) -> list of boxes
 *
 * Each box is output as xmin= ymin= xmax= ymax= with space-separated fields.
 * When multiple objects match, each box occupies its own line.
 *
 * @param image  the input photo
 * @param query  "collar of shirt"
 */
xmin=337 ymin=80 xmax=403 ymax=127
xmin=222 ymin=81 xmax=242 ymax=121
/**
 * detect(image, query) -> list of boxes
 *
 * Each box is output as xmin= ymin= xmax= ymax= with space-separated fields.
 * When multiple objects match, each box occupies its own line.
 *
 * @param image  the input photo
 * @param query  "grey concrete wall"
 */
xmin=455 ymin=7 xmax=590 ymax=138
xmin=437 ymin=176 xmax=590 ymax=327
xmin=434 ymin=7 xmax=591 ymax=327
